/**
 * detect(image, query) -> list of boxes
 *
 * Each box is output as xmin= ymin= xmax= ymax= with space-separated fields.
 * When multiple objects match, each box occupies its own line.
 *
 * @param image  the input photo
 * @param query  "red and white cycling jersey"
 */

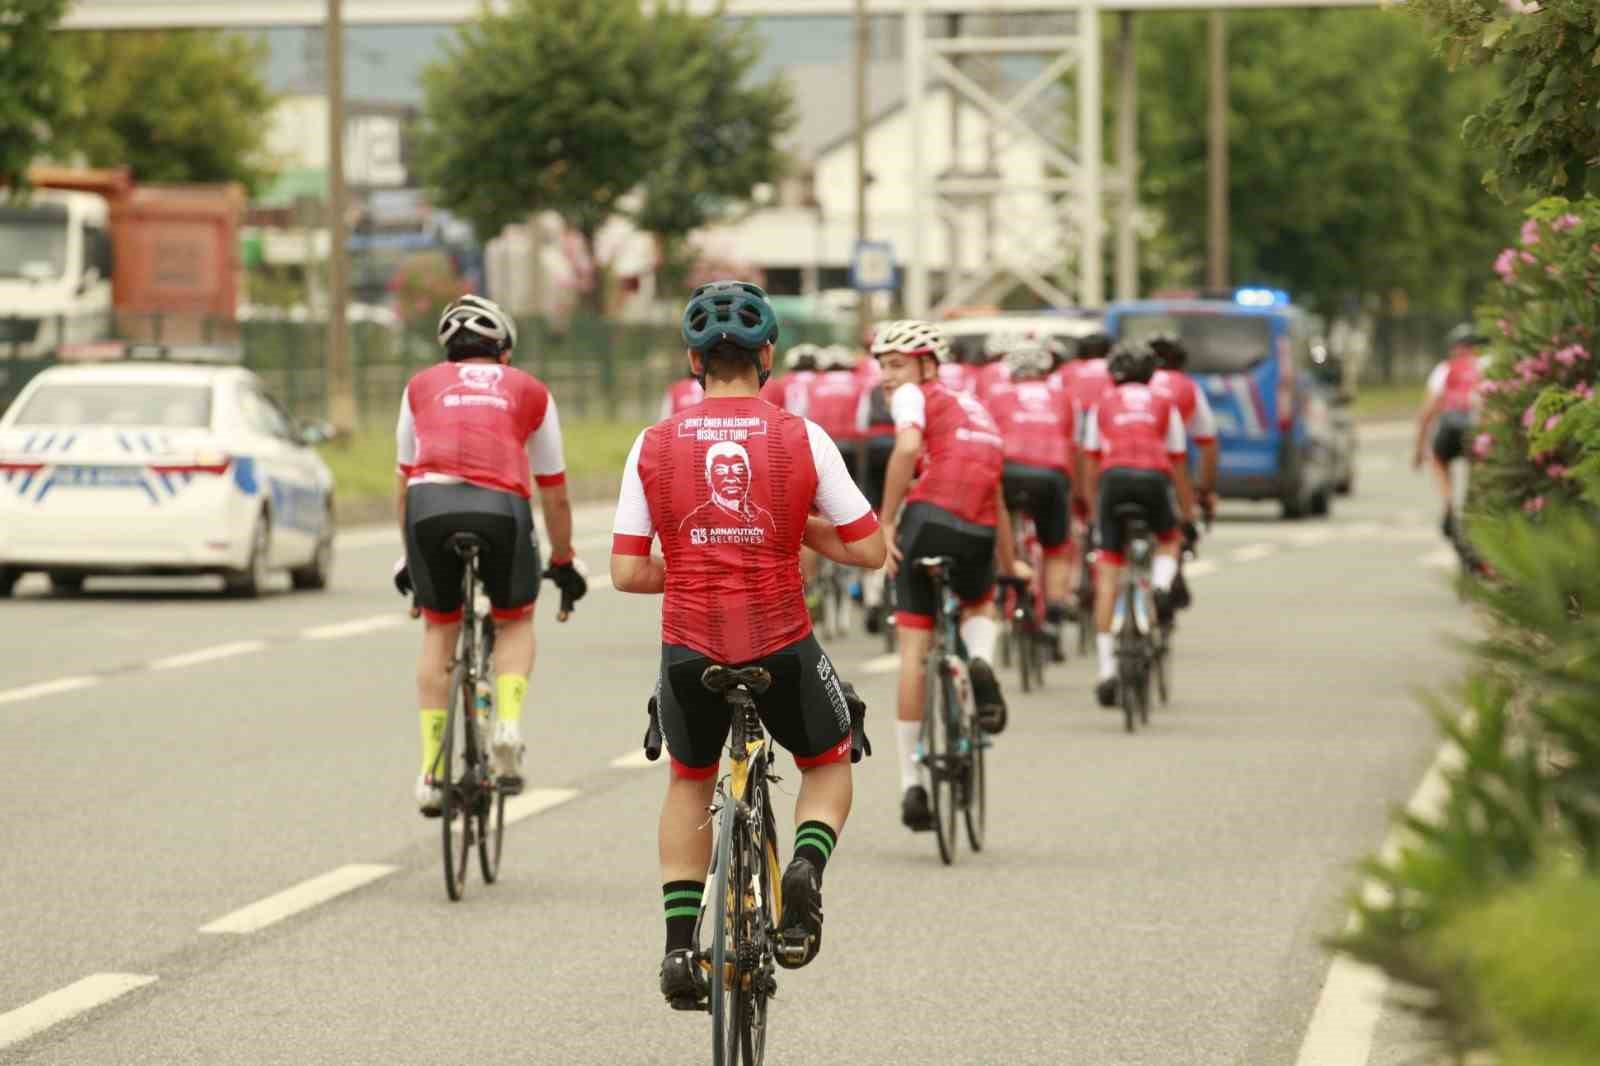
xmin=659 ymin=377 xmax=704 ymax=419
xmin=892 ymin=382 xmax=1006 ymax=527
xmin=759 ymin=370 xmax=815 ymax=415
xmin=971 ymin=360 xmax=1011 ymax=402
xmin=984 ymin=378 xmax=1075 ymax=474
xmin=1426 ymin=353 xmax=1489 ymax=414
xmin=1083 ymin=383 xmax=1187 ymax=474
xmin=936 ymin=361 xmax=977 ymax=396
xmin=612 ymin=397 xmax=878 ymax=663
xmin=1151 ymin=368 xmax=1218 ymax=444
xmin=804 ymin=369 xmax=865 ymax=442
xmin=1059 ymin=358 xmax=1112 ymax=437
xmin=395 ymin=361 xmax=565 ymax=498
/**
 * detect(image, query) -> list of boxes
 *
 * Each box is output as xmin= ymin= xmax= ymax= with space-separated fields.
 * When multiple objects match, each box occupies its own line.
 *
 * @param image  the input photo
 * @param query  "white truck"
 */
xmin=0 ymin=189 xmax=115 ymax=357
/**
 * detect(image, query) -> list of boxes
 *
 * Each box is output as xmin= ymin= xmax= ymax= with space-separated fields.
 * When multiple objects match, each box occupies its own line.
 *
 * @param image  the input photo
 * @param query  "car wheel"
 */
xmin=290 ymin=506 xmax=334 ymax=591
xmin=48 ymin=572 xmax=86 ymax=595
xmin=1310 ymin=486 xmax=1332 ymax=518
xmin=225 ymin=512 xmax=272 ymax=598
xmin=0 ymin=568 xmax=18 ymax=598
xmin=1335 ymin=468 xmax=1355 ymax=496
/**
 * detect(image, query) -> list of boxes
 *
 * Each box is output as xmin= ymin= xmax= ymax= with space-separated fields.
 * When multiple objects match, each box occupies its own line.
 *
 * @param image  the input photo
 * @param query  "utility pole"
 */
xmin=326 ymin=0 xmax=355 ymax=433
xmin=1206 ymin=10 xmax=1229 ymax=291
xmin=1114 ymin=12 xmax=1137 ymax=301
xmin=853 ymin=0 xmax=870 ymax=343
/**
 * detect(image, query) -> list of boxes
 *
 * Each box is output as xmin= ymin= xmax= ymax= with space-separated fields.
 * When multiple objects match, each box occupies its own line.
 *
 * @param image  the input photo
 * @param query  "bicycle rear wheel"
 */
xmin=440 ymin=661 xmax=474 ymax=901
xmin=477 ymin=726 xmax=506 ymax=884
xmin=1116 ymin=597 xmax=1140 ymax=735
xmin=740 ymin=794 xmax=779 ymax=1065
xmin=1153 ymin=625 xmax=1170 ymax=707
xmin=963 ymin=718 xmax=986 ymax=852
xmin=922 ymin=657 xmax=959 ymax=865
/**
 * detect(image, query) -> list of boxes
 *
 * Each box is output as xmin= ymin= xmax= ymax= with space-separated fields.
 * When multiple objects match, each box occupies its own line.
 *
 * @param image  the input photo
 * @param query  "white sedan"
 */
xmin=0 ymin=362 xmax=335 ymax=597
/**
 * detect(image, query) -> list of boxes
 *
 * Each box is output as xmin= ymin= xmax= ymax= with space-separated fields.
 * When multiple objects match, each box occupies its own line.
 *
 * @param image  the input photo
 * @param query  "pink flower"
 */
xmin=1499 ymin=318 xmax=1515 ymax=337
xmin=1524 ymin=496 xmax=1545 ymax=514
xmin=1523 ymin=405 xmax=1538 ymax=428
xmin=1495 ymin=248 xmax=1519 ymax=279
xmin=1555 ymin=345 xmax=1580 ymax=366
xmin=1521 ymin=219 xmax=1542 ymax=246
xmin=1553 ymin=213 xmax=1581 ymax=232
xmin=1473 ymin=433 xmax=1494 ymax=458
xmin=1544 ymin=414 xmax=1561 ymax=432
xmin=1521 ymin=251 xmax=1538 ymax=265
xmin=1547 ymin=463 xmax=1568 ymax=478
xmin=1576 ymin=383 xmax=1595 ymax=400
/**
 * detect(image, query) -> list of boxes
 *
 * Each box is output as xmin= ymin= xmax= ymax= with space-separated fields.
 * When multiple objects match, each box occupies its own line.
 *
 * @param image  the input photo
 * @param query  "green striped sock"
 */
xmin=792 ymin=821 xmax=838 ymax=879
xmin=663 ymin=880 xmax=703 ymax=953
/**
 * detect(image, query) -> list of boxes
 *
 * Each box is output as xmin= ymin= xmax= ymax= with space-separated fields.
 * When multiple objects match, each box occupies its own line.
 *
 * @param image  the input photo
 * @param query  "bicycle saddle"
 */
xmin=914 ymin=555 xmax=956 ymax=573
xmin=1111 ymin=503 xmax=1151 ymax=530
xmin=445 ymin=532 xmax=490 ymax=555
xmin=701 ymin=665 xmax=772 ymax=696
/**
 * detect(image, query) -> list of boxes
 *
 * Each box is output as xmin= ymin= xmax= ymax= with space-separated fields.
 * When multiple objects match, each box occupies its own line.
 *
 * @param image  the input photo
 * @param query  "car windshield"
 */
xmin=11 ymin=384 xmax=213 ymax=428
xmin=0 ymin=205 xmax=70 ymax=280
xmin=1118 ymin=312 xmax=1274 ymax=375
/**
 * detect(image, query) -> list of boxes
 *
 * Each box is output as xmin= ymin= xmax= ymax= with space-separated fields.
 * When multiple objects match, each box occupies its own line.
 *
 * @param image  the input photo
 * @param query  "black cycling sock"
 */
xmin=792 ymin=821 xmax=838 ymax=880
xmin=663 ymin=881 xmax=704 ymax=953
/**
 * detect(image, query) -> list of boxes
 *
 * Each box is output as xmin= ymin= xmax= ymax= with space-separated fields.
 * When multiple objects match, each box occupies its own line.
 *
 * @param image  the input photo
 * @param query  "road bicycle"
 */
xmin=996 ymin=507 xmax=1050 ymax=694
xmin=807 ymin=555 xmax=850 ymax=640
xmin=914 ymin=556 xmax=988 ymax=865
xmin=1107 ymin=507 xmax=1171 ymax=734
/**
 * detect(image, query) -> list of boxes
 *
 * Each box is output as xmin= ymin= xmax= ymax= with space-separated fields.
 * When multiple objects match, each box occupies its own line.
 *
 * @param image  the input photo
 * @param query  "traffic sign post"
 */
xmin=851 ymin=240 xmax=898 ymax=292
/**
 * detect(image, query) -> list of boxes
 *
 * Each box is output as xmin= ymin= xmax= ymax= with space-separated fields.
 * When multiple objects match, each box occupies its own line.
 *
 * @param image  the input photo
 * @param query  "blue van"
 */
xmin=1105 ymin=292 xmax=1347 ymax=519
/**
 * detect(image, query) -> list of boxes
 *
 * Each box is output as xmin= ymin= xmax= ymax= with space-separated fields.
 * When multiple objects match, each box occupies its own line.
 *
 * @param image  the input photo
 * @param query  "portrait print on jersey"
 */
xmin=677 ymin=439 xmax=778 ymax=542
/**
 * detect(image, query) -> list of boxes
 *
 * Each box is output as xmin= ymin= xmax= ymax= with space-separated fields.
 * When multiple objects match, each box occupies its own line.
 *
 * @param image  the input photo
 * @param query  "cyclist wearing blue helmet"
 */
xmin=611 ymin=281 xmax=886 ymax=1007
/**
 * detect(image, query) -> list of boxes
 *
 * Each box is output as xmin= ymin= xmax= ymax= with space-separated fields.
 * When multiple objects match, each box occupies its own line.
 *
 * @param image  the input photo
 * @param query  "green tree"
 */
xmin=1132 ymin=10 xmax=1518 ymax=315
xmin=54 ymin=31 xmax=276 ymax=190
xmin=1408 ymin=0 xmax=1599 ymax=199
xmin=417 ymin=0 xmax=790 ymax=314
xmin=0 ymin=0 xmax=71 ymax=190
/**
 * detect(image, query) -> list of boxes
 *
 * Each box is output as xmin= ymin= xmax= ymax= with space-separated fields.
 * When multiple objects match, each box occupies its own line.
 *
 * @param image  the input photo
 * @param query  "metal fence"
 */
xmin=0 ymin=312 xmax=845 ymax=424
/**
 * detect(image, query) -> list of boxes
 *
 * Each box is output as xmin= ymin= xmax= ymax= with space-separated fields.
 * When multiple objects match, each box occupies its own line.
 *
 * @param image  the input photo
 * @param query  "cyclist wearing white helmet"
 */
xmin=760 ymin=342 xmax=822 ymax=415
xmin=872 ymin=319 xmax=1021 ymax=832
xmin=392 ymin=294 xmax=587 ymax=815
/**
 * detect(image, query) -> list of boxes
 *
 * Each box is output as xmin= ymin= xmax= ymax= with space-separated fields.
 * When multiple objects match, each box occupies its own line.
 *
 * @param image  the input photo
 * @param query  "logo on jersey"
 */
xmin=677 ymin=414 xmax=769 ymax=444
xmin=677 ymin=440 xmax=777 ymax=544
xmin=442 ymin=363 xmax=511 ymax=410
xmin=816 ymin=653 xmax=850 ymax=731
xmin=458 ymin=364 xmax=505 ymax=391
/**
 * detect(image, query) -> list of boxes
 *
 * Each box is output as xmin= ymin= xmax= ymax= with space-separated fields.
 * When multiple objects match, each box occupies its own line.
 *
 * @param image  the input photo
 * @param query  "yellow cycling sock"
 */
xmin=419 ymin=709 xmax=446 ymax=779
xmin=496 ymin=674 xmax=528 ymax=725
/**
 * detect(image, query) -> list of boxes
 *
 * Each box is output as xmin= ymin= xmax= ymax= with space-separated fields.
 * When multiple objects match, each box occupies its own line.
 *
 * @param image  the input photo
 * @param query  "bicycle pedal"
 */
xmin=497 ymin=775 xmax=524 ymax=796
xmin=665 ymin=993 xmax=708 ymax=1013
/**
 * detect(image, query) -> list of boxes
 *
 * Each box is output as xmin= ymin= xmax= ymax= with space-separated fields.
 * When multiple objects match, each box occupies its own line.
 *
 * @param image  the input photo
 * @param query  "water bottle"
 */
xmin=474 ymin=678 xmax=493 ymax=728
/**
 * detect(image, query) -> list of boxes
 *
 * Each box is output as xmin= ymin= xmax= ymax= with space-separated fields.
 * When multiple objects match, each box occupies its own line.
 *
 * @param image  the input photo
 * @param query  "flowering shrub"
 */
xmin=389 ymin=250 xmax=470 ymax=336
xmin=1471 ymin=196 xmax=1600 ymax=515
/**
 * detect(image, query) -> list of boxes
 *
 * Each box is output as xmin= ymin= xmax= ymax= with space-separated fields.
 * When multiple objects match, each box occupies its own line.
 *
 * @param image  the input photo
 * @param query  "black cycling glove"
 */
xmin=544 ymin=559 xmax=589 ymax=608
xmin=392 ymin=556 xmax=413 ymax=596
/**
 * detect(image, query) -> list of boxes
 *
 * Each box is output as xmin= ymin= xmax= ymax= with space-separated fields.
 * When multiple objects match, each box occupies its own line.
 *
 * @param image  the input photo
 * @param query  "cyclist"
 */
xmin=392 ymin=295 xmax=588 ymax=815
xmin=609 ymin=281 xmax=886 ymax=1005
xmin=854 ymin=332 xmax=899 ymax=632
xmin=800 ymin=344 xmax=868 ymax=606
xmin=659 ymin=369 xmax=704 ymax=419
xmin=1149 ymin=333 xmax=1218 ymax=616
xmin=760 ymin=341 xmax=821 ymax=413
xmin=1414 ymin=323 xmax=1489 ymax=542
xmin=1081 ymin=342 xmax=1195 ymax=708
xmin=871 ymin=319 xmax=1019 ymax=832
xmin=984 ymin=337 xmax=1077 ymax=640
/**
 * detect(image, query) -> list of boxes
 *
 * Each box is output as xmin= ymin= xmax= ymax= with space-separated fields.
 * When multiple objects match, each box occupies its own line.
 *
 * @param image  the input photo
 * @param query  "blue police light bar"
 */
xmin=1234 ymin=287 xmax=1288 ymax=307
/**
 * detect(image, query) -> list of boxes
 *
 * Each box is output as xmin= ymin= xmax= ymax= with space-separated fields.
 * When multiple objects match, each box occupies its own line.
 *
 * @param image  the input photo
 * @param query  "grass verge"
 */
xmin=1351 ymin=381 xmax=1425 ymax=422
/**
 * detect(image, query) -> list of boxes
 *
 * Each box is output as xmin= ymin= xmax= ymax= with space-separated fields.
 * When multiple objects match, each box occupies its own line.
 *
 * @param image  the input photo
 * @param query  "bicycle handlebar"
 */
xmin=643 ymin=696 xmax=664 ymax=762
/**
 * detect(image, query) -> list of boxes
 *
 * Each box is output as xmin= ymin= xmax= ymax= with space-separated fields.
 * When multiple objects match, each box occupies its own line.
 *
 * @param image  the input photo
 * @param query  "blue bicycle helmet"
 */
xmin=681 ymin=280 xmax=780 ymax=385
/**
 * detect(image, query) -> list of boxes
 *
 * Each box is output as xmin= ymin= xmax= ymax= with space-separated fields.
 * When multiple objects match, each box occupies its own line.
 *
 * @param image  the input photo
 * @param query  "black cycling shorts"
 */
xmin=1096 ymin=467 xmax=1178 ymax=564
xmin=403 ymin=481 xmax=540 ymax=623
xmin=1002 ymin=462 xmax=1071 ymax=552
xmin=859 ymin=435 xmax=896 ymax=511
xmin=1432 ymin=411 xmax=1473 ymax=464
xmin=894 ymin=501 xmax=997 ymax=628
xmin=656 ymin=633 xmax=853 ymax=778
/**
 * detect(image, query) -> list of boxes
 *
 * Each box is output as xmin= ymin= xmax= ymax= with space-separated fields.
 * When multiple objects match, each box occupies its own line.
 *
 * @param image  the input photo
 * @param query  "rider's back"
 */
xmin=401 ymin=361 xmax=557 ymax=497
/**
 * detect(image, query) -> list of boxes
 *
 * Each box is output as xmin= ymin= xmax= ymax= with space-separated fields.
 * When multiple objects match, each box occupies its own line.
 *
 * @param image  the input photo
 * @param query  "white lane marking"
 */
xmin=1229 ymin=543 xmax=1279 ymax=564
xmin=1420 ymin=548 xmax=1457 ymax=571
xmin=859 ymin=653 xmax=900 ymax=675
xmin=1292 ymin=741 xmax=1462 ymax=1066
xmin=0 ymin=676 xmax=99 ymax=707
xmin=503 ymin=787 xmax=580 ymax=826
xmin=334 ymin=528 xmax=398 ymax=550
xmin=148 ymin=640 xmax=266 ymax=673
xmin=199 ymin=864 xmax=397 ymax=935
xmin=610 ymin=749 xmax=664 ymax=769
xmin=1341 ymin=521 xmax=1383 ymax=538
xmin=1289 ymin=528 xmax=1336 ymax=548
xmin=1185 ymin=559 xmax=1220 ymax=578
xmin=302 ymin=615 xmax=408 ymax=641
xmin=0 ymin=973 xmax=159 ymax=1050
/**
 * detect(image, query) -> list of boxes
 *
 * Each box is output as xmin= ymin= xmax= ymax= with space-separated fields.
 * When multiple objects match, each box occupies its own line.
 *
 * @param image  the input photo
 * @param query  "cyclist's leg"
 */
xmin=1431 ymin=415 xmax=1465 ymax=535
xmin=891 ymin=504 xmax=941 ymax=827
xmin=1027 ymin=466 xmax=1074 ymax=617
xmin=1143 ymin=473 xmax=1182 ymax=615
xmin=404 ymin=485 xmax=472 ymax=809
xmin=949 ymin=526 xmax=1004 ymax=731
xmin=1093 ymin=472 xmax=1131 ymax=702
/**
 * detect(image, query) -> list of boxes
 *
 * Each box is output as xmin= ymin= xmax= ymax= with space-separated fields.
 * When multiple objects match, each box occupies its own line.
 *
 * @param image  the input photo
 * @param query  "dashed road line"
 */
xmin=1185 ymin=559 xmax=1220 ymax=578
xmin=1229 ymin=543 xmax=1279 ymax=564
xmin=302 ymin=615 xmax=408 ymax=641
xmin=0 ymin=973 xmax=158 ymax=1051
xmin=199 ymin=864 xmax=398 ymax=935
xmin=148 ymin=640 xmax=267 ymax=673
xmin=503 ymin=787 xmax=581 ymax=826
xmin=0 ymin=675 xmax=99 ymax=707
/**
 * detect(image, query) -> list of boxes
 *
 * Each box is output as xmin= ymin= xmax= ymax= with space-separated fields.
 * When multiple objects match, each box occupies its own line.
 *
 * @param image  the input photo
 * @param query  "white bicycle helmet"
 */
xmin=437 ymin=294 xmax=517 ymax=354
xmin=983 ymin=330 xmax=1031 ymax=359
xmin=784 ymin=343 xmax=823 ymax=371
xmin=1003 ymin=341 xmax=1054 ymax=380
xmin=870 ymin=319 xmax=951 ymax=364
xmin=818 ymin=344 xmax=858 ymax=371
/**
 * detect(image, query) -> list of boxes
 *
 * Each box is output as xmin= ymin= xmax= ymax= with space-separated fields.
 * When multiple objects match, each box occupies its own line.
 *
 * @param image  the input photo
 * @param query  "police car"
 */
xmin=0 ymin=362 xmax=335 ymax=596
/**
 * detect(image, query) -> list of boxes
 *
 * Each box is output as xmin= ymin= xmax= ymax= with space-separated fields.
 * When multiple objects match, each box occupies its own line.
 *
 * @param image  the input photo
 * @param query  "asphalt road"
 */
xmin=2 ymin=427 xmax=1467 ymax=1066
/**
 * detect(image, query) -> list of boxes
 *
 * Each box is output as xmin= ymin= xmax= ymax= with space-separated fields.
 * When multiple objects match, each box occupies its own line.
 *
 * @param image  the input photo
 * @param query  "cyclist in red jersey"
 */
xmin=871 ymin=319 xmax=1021 ymax=832
xmin=1414 ymin=323 xmax=1489 ymax=541
xmin=759 ymin=342 xmax=820 ymax=413
xmin=610 ymin=281 xmax=885 ymax=1005
xmin=658 ymin=371 xmax=704 ymax=419
xmin=1147 ymin=334 xmax=1217 ymax=614
xmin=854 ymin=334 xmax=899 ymax=630
xmin=798 ymin=345 xmax=869 ymax=600
xmin=392 ymin=295 xmax=588 ymax=815
xmin=1054 ymin=331 xmax=1114 ymax=530
xmin=984 ymin=337 xmax=1077 ymax=636
xmin=1081 ymin=342 xmax=1195 ymax=708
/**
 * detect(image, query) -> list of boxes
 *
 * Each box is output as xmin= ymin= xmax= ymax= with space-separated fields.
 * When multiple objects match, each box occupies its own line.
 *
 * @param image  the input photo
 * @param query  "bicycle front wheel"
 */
xmin=709 ymin=800 xmax=744 ymax=1066
xmin=440 ymin=661 xmax=474 ymax=901
xmin=922 ymin=657 xmax=959 ymax=865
